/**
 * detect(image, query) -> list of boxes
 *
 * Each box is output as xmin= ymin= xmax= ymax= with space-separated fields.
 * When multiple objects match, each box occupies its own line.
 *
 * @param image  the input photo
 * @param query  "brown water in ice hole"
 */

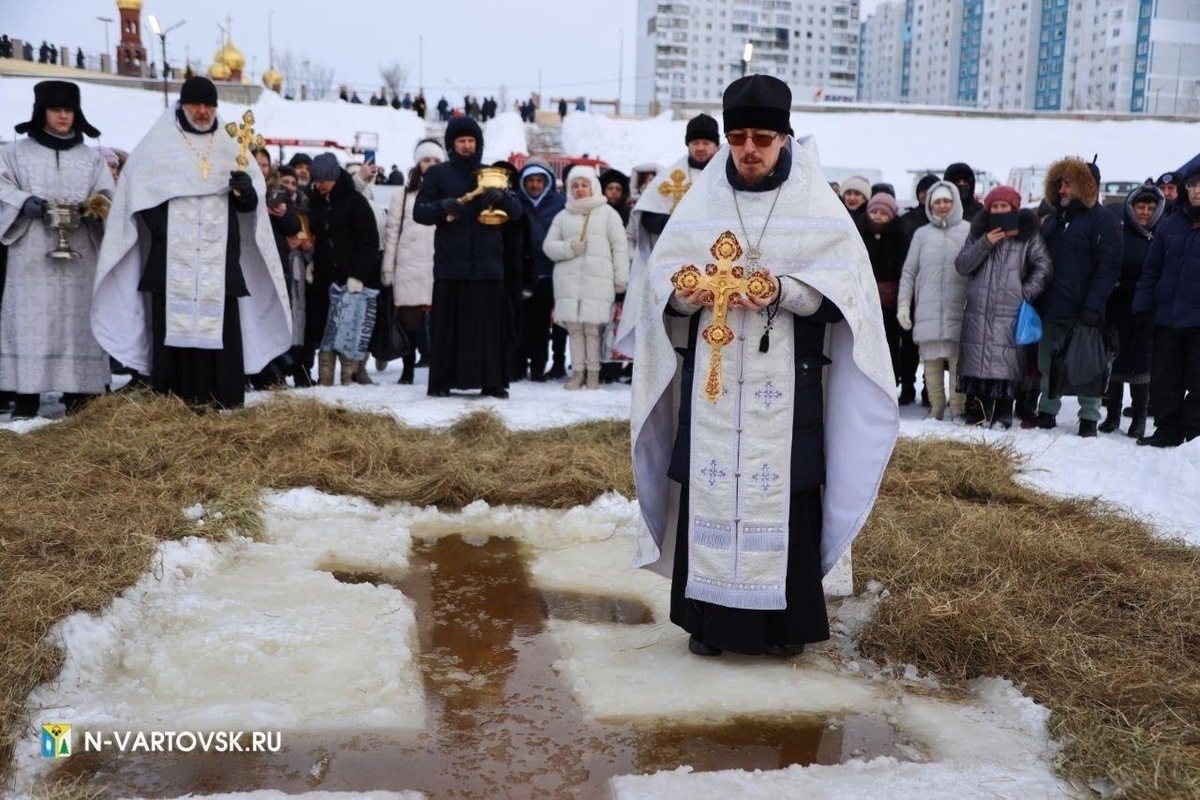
xmin=48 ymin=534 xmax=916 ymax=798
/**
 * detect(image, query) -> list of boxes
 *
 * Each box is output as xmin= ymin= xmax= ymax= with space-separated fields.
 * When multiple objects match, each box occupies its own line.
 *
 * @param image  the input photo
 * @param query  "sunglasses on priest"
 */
xmin=725 ymin=130 xmax=785 ymax=148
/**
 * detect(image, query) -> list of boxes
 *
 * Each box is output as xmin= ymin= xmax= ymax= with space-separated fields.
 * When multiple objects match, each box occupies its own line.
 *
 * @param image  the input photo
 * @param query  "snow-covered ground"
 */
xmin=3 ymin=76 xmax=1198 ymax=798
xmin=7 ymin=361 xmax=1198 ymax=799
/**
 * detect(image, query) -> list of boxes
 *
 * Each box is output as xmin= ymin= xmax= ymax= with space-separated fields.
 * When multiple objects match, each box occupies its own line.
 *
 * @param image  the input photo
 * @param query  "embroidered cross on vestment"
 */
xmin=657 ymin=168 xmax=691 ymax=212
xmin=670 ymin=231 xmax=775 ymax=402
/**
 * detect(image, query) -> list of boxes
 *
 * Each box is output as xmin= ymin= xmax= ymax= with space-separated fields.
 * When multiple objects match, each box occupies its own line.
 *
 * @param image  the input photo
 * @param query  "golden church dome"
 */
xmin=263 ymin=66 xmax=283 ymax=91
xmin=218 ymin=40 xmax=245 ymax=71
xmin=207 ymin=60 xmax=231 ymax=81
xmin=117 ymin=0 xmax=143 ymax=10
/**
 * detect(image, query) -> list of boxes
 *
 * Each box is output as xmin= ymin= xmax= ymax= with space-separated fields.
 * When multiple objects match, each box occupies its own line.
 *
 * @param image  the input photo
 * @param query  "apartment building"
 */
xmin=634 ymin=0 xmax=861 ymax=114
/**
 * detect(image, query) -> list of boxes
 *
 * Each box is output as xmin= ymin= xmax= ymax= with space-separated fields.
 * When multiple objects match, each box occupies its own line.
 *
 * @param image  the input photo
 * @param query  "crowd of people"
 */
xmin=4 ymin=72 xmax=1198 ymax=664
xmin=838 ymin=155 xmax=1194 ymax=446
xmin=1 ymin=75 xmax=1197 ymax=452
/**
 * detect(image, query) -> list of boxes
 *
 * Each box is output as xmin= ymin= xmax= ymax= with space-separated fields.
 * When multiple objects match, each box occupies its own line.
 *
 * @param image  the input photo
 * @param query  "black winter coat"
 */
xmin=308 ymin=170 xmax=380 ymax=287
xmin=858 ymin=216 xmax=911 ymax=284
xmin=1038 ymin=200 xmax=1122 ymax=323
xmin=1133 ymin=197 xmax=1200 ymax=330
xmin=413 ymin=155 xmax=524 ymax=282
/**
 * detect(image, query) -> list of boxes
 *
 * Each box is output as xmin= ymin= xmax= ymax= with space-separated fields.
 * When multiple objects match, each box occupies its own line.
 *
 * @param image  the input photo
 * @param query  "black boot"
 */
xmin=0 ymin=391 xmax=14 ymax=412
xmin=546 ymin=356 xmax=567 ymax=380
xmin=1127 ymin=383 xmax=1149 ymax=439
xmin=60 ymin=392 xmax=97 ymax=416
xmin=1098 ymin=384 xmax=1123 ymax=433
xmin=398 ymin=353 xmax=415 ymax=385
xmin=898 ymin=382 xmax=916 ymax=406
xmin=961 ymin=395 xmax=985 ymax=426
xmin=11 ymin=393 xmax=39 ymax=420
xmin=990 ymin=398 xmax=1014 ymax=430
xmin=1015 ymin=387 xmax=1040 ymax=424
xmin=1078 ymin=419 xmax=1098 ymax=438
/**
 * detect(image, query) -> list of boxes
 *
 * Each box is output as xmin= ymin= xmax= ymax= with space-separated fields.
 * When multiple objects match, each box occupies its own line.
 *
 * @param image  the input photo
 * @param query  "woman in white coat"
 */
xmin=543 ymin=166 xmax=630 ymax=389
xmin=381 ymin=138 xmax=444 ymax=383
xmin=896 ymin=180 xmax=970 ymax=420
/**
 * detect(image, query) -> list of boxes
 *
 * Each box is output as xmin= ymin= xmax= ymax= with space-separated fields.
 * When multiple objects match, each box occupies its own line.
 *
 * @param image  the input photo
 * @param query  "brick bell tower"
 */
xmin=115 ymin=0 xmax=148 ymax=77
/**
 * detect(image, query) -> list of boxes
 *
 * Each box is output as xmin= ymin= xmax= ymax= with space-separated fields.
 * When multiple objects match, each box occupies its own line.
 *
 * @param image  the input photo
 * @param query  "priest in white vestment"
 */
xmin=92 ymin=77 xmax=290 ymax=409
xmin=0 ymin=80 xmax=113 ymax=420
xmin=628 ymin=75 xmax=899 ymax=657
xmin=614 ymin=114 xmax=720 ymax=360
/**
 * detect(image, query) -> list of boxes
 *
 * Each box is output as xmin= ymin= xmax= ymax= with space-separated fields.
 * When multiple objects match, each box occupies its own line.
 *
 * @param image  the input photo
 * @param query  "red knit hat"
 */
xmin=984 ymin=186 xmax=1021 ymax=211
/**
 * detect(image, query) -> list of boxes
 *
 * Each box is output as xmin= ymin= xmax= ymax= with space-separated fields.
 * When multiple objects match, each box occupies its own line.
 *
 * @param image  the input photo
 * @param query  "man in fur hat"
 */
xmin=1029 ymin=156 xmax=1122 ymax=437
xmin=0 ymin=80 xmax=113 ymax=420
xmin=627 ymin=75 xmax=898 ymax=658
xmin=92 ymin=77 xmax=291 ymax=410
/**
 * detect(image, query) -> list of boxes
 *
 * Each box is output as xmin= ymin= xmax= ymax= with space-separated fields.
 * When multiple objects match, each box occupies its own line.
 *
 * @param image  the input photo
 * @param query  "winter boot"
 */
xmin=961 ymin=395 xmax=986 ymax=426
xmin=564 ymin=326 xmax=585 ymax=389
xmin=1078 ymin=419 xmax=1099 ymax=438
xmin=547 ymin=355 xmax=567 ymax=381
xmin=338 ymin=355 xmax=356 ymax=386
xmin=398 ymin=353 xmax=415 ymax=385
xmin=353 ymin=361 xmax=374 ymax=385
xmin=1015 ymin=386 xmax=1040 ymax=425
xmin=923 ymin=360 xmax=946 ymax=420
xmin=0 ymin=391 xmax=14 ymax=412
xmin=1098 ymin=384 xmax=1123 ymax=433
xmin=584 ymin=326 xmax=601 ymax=390
xmin=990 ymin=398 xmax=1014 ymax=430
xmin=1127 ymin=383 xmax=1149 ymax=439
xmin=317 ymin=352 xmax=337 ymax=387
xmin=898 ymin=381 xmax=916 ymax=406
xmin=61 ymin=393 xmax=96 ymax=416
xmin=11 ymin=393 xmax=39 ymax=420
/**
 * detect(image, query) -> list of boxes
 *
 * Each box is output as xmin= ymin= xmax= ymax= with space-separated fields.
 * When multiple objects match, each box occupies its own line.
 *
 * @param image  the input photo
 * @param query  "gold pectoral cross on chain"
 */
xmin=670 ymin=231 xmax=775 ymax=402
xmin=657 ymin=168 xmax=691 ymax=212
xmin=225 ymin=110 xmax=264 ymax=172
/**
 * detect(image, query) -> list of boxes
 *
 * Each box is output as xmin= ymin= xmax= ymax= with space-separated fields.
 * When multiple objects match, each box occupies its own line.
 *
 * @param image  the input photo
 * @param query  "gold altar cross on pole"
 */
xmin=225 ymin=110 xmax=264 ymax=172
xmin=657 ymin=168 xmax=691 ymax=212
xmin=670 ymin=231 xmax=775 ymax=402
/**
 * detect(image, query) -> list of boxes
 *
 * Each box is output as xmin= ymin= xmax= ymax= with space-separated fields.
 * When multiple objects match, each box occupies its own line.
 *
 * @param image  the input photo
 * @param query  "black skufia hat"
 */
xmin=15 ymin=80 xmax=100 ymax=138
xmin=685 ymin=113 xmax=720 ymax=145
xmin=180 ymin=76 xmax=219 ymax=106
xmin=722 ymin=75 xmax=792 ymax=135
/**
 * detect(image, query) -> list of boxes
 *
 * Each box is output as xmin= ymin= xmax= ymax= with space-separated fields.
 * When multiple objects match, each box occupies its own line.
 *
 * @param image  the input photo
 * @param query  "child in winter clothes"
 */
xmin=858 ymin=192 xmax=912 ymax=400
xmin=954 ymin=186 xmax=1052 ymax=428
xmin=543 ymin=166 xmax=630 ymax=389
xmin=897 ymin=180 xmax=970 ymax=420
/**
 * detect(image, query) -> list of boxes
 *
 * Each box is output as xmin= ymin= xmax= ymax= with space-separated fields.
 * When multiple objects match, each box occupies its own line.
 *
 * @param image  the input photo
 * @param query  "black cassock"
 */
xmin=668 ymin=300 xmax=845 ymax=655
xmin=137 ymin=188 xmax=256 ymax=409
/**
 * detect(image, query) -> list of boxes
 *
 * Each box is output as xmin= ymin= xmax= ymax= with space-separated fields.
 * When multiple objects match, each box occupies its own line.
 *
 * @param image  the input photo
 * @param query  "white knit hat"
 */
xmin=413 ymin=139 xmax=446 ymax=163
xmin=841 ymin=175 xmax=871 ymax=199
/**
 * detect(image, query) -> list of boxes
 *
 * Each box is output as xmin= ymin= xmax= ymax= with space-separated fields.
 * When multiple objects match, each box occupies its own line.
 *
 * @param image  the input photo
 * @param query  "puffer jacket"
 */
xmin=955 ymin=208 xmax=1052 ymax=381
xmin=1134 ymin=156 xmax=1200 ymax=329
xmin=543 ymin=168 xmax=630 ymax=325
xmin=898 ymin=180 xmax=970 ymax=348
xmin=382 ymin=187 xmax=435 ymax=306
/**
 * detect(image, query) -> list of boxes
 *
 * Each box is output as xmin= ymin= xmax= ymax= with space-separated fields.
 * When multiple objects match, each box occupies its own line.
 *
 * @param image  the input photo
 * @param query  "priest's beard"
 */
xmin=179 ymin=106 xmax=217 ymax=134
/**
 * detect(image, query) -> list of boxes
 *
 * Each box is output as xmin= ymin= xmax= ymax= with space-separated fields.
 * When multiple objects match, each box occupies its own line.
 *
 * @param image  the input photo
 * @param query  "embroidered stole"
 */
xmin=164 ymin=195 xmax=230 ymax=349
xmin=687 ymin=301 xmax=796 ymax=610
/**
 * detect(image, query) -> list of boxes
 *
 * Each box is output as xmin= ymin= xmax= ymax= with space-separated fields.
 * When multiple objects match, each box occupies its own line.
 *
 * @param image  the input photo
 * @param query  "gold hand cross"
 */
xmin=657 ymin=168 xmax=691 ymax=212
xmin=225 ymin=110 xmax=264 ymax=172
xmin=670 ymin=231 xmax=774 ymax=402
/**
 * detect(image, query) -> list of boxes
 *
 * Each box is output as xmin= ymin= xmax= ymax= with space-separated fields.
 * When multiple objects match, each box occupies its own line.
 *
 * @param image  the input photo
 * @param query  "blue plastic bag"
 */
xmin=1013 ymin=300 xmax=1043 ymax=346
xmin=320 ymin=283 xmax=379 ymax=361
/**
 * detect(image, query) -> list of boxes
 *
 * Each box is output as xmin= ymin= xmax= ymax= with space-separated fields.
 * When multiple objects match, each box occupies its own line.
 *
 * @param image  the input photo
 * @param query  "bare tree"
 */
xmin=379 ymin=61 xmax=407 ymax=98
xmin=276 ymin=48 xmax=298 ymax=92
xmin=309 ymin=63 xmax=335 ymax=100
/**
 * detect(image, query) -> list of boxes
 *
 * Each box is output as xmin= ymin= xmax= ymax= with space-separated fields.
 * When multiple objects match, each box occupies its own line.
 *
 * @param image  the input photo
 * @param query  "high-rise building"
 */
xmin=858 ymin=0 xmax=1200 ymax=115
xmin=634 ymin=0 xmax=862 ymax=115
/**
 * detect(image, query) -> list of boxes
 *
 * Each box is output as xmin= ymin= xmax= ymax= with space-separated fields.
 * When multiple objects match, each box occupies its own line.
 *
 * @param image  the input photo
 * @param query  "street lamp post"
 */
xmin=96 ymin=16 xmax=113 ymax=73
xmin=148 ymin=14 xmax=186 ymax=109
xmin=741 ymin=42 xmax=753 ymax=77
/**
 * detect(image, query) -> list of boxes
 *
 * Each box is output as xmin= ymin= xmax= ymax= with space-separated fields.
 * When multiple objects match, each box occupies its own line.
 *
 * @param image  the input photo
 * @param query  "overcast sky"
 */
xmin=6 ymin=1 xmax=886 ymax=109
